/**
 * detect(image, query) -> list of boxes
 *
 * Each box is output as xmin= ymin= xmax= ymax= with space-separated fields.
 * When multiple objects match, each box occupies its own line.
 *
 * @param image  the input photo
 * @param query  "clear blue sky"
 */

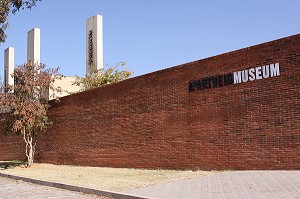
xmin=0 ymin=0 xmax=299 ymax=78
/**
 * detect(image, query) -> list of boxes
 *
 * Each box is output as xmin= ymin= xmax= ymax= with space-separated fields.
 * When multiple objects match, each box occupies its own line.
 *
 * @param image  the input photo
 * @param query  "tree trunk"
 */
xmin=23 ymin=131 xmax=35 ymax=167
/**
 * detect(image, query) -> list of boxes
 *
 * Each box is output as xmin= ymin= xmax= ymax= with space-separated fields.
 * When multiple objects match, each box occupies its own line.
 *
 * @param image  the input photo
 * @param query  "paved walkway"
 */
xmin=124 ymin=171 xmax=300 ymax=199
xmin=0 ymin=177 xmax=105 ymax=199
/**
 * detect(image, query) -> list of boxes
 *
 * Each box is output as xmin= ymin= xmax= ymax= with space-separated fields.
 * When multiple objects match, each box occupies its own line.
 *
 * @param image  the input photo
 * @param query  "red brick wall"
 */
xmin=1 ymin=34 xmax=299 ymax=170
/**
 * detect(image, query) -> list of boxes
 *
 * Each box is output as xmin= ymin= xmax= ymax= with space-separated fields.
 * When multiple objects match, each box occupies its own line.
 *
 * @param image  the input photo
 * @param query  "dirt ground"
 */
xmin=0 ymin=162 xmax=217 ymax=192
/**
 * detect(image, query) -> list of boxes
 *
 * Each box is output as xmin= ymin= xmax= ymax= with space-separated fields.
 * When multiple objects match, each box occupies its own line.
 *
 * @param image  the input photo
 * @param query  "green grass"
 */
xmin=0 ymin=160 xmax=25 ymax=170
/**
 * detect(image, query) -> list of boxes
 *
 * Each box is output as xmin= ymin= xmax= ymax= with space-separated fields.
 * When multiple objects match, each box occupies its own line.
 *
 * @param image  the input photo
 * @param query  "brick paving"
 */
xmin=124 ymin=171 xmax=300 ymax=199
xmin=0 ymin=177 xmax=108 ymax=199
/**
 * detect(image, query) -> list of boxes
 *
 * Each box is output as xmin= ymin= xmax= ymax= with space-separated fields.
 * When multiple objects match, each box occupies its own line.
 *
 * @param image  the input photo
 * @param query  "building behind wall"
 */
xmin=48 ymin=76 xmax=80 ymax=99
xmin=2 ymin=14 xmax=104 ymax=99
xmin=50 ymin=14 xmax=104 ymax=98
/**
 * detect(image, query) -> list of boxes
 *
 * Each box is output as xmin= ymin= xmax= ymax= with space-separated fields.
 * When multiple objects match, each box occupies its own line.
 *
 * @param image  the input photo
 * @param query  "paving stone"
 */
xmin=124 ymin=171 xmax=300 ymax=199
xmin=0 ymin=177 xmax=105 ymax=199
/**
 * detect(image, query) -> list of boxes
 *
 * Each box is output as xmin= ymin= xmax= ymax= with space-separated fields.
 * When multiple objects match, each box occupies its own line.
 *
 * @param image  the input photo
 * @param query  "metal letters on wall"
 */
xmin=88 ymin=30 xmax=93 ymax=67
xmin=189 ymin=73 xmax=234 ymax=92
xmin=189 ymin=63 xmax=280 ymax=92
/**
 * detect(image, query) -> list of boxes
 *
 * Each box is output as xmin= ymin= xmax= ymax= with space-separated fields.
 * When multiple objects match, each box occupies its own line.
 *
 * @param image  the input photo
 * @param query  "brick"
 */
xmin=0 ymin=34 xmax=299 ymax=170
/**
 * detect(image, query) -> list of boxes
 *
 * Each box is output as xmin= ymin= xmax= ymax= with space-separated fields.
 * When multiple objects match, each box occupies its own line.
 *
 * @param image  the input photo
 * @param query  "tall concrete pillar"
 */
xmin=86 ymin=15 xmax=103 ymax=77
xmin=27 ymin=28 xmax=40 ymax=65
xmin=4 ymin=47 xmax=14 ymax=88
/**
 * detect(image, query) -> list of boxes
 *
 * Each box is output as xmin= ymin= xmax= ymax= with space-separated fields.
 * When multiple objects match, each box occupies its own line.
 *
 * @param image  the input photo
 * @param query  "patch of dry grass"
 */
xmin=0 ymin=163 xmax=217 ymax=191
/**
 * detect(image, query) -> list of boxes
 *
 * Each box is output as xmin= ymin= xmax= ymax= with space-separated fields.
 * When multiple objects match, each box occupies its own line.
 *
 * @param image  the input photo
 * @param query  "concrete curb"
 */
xmin=0 ymin=173 xmax=156 ymax=199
